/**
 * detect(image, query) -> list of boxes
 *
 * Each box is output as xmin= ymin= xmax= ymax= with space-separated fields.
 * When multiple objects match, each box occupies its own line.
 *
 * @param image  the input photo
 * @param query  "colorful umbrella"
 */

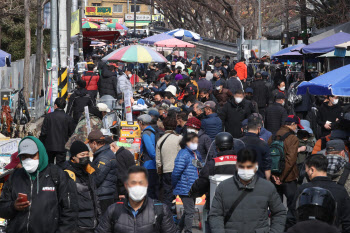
xmin=154 ymin=38 xmax=195 ymax=48
xmin=102 ymin=45 xmax=167 ymax=63
xmin=107 ymin=22 xmax=128 ymax=30
xmin=82 ymin=22 xmax=100 ymax=29
xmin=166 ymin=28 xmax=201 ymax=41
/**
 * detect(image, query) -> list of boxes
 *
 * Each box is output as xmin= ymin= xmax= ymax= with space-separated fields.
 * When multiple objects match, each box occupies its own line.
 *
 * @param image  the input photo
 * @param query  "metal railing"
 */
xmin=29 ymin=97 xmax=46 ymax=120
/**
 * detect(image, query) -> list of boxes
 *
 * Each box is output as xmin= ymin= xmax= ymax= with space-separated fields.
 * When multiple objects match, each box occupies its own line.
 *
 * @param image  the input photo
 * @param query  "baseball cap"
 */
xmin=326 ymin=139 xmax=345 ymax=152
xmin=186 ymin=117 xmax=201 ymax=130
xmin=137 ymin=114 xmax=152 ymax=124
xmin=108 ymin=62 xmax=118 ymax=68
xmin=18 ymin=139 xmax=39 ymax=156
xmin=276 ymin=92 xmax=286 ymax=100
xmin=86 ymin=130 xmax=105 ymax=143
xmin=285 ymin=115 xmax=304 ymax=129
xmin=245 ymin=87 xmax=253 ymax=93
xmin=5 ymin=152 xmax=20 ymax=170
xmin=97 ymin=103 xmax=111 ymax=113
xmin=165 ymin=85 xmax=177 ymax=97
xmin=199 ymin=101 xmax=216 ymax=109
xmin=148 ymin=110 xmax=160 ymax=118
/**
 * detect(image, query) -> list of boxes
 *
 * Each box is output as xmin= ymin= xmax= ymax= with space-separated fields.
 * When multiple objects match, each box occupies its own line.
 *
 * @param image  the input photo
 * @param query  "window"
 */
xmin=113 ymin=4 xmax=123 ymax=13
xmin=130 ymin=5 xmax=140 ymax=13
xmin=92 ymin=3 xmax=101 ymax=6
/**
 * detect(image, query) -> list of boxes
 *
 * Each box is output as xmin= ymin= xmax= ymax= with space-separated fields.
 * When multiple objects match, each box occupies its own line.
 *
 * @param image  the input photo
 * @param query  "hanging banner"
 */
xmin=85 ymin=106 xmax=91 ymax=135
xmin=71 ymin=10 xmax=80 ymax=37
xmin=69 ymin=43 xmax=74 ymax=72
xmin=124 ymin=91 xmax=133 ymax=122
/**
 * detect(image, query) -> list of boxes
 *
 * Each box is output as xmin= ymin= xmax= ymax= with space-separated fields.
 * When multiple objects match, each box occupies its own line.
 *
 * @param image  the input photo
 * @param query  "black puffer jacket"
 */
xmin=251 ymin=79 xmax=269 ymax=108
xmin=63 ymin=161 xmax=101 ymax=230
xmin=67 ymin=88 xmax=94 ymax=123
xmin=317 ymin=102 xmax=342 ymax=137
xmin=98 ymin=69 xmax=118 ymax=98
xmin=115 ymin=147 xmax=135 ymax=196
xmin=0 ymin=165 xmax=78 ymax=233
xmin=95 ymin=197 xmax=177 ymax=233
xmin=265 ymin=102 xmax=288 ymax=135
xmin=220 ymin=99 xmax=253 ymax=138
xmin=198 ymin=129 xmax=215 ymax=162
xmin=91 ymin=145 xmax=118 ymax=200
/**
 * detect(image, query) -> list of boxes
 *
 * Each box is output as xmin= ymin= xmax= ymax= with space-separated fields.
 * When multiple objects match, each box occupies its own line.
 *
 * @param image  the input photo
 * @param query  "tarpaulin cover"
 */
xmin=83 ymin=31 xmax=120 ymax=41
xmin=271 ymin=44 xmax=305 ymax=59
xmin=297 ymin=64 xmax=350 ymax=96
xmin=0 ymin=49 xmax=11 ymax=67
xmin=139 ymin=33 xmax=173 ymax=45
xmin=302 ymin=32 xmax=350 ymax=54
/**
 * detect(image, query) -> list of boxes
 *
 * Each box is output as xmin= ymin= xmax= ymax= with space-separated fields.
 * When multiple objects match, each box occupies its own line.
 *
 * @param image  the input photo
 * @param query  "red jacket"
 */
xmin=234 ymin=62 xmax=247 ymax=81
xmin=82 ymin=71 xmax=100 ymax=91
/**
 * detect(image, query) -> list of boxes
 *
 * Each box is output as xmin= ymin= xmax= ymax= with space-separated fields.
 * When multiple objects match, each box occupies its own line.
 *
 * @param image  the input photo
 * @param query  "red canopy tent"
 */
xmin=153 ymin=38 xmax=195 ymax=48
xmin=83 ymin=31 xmax=121 ymax=48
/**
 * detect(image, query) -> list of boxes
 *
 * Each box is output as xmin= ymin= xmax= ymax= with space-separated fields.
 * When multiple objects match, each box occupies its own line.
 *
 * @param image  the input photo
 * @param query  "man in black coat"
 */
xmin=287 ymin=154 xmax=350 ymax=232
xmin=251 ymin=72 xmax=269 ymax=116
xmin=40 ymin=97 xmax=75 ymax=167
xmin=219 ymin=89 xmax=253 ymax=138
xmin=238 ymin=115 xmax=271 ymax=180
xmin=67 ymin=79 xmax=95 ymax=124
xmin=265 ymin=92 xmax=288 ymax=135
xmin=98 ymin=64 xmax=119 ymax=98
xmin=226 ymin=70 xmax=243 ymax=95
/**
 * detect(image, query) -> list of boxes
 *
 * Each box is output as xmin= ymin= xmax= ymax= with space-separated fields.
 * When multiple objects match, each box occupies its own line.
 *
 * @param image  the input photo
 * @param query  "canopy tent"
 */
xmin=302 ymin=32 xmax=350 ymax=54
xmin=334 ymin=41 xmax=350 ymax=57
xmin=139 ymin=33 xmax=173 ymax=45
xmin=318 ymin=50 xmax=350 ymax=58
xmin=271 ymin=44 xmax=305 ymax=59
xmin=166 ymin=29 xmax=202 ymax=41
xmin=0 ymin=50 xmax=11 ymax=67
xmin=297 ymin=64 xmax=350 ymax=96
xmin=153 ymin=38 xmax=195 ymax=48
xmin=83 ymin=31 xmax=120 ymax=42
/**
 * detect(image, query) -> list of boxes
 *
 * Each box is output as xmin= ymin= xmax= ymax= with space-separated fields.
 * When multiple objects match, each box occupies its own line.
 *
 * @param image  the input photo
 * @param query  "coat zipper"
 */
xmin=134 ymin=216 xmax=136 ymax=232
xmin=26 ymin=179 xmax=33 ymax=233
xmin=67 ymin=192 xmax=71 ymax=209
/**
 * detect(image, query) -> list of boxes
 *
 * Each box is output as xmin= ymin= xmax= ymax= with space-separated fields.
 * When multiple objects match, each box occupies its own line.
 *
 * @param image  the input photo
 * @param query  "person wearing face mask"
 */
xmin=287 ymin=154 xmax=350 ymax=232
xmin=226 ymin=70 xmax=243 ymax=95
xmin=0 ymin=137 xmax=78 ymax=233
xmin=192 ymin=102 xmax=206 ymax=120
xmin=87 ymin=130 xmax=117 ymax=214
xmin=199 ymin=89 xmax=218 ymax=105
xmin=172 ymin=133 xmax=202 ymax=233
xmin=95 ymin=166 xmax=177 ymax=233
xmin=151 ymin=77 xmax=167 ymax=93
xmin=116 ymin=69 xmax=133 ymax=99
xmin=270 ymin=80 xmax=286 ymax=104
xmin=209 ymin=149 xmax=286 ymax=233
xmin=265 ymin=92 xmax=288 ymax=135
xmin=268 ymin=115 xmax=301 ymax=213
xmin=244 ymin=87 xmax=258 ymax=113
xmin=200 ymin=101 xmax=223 ymax=141
xmin=234 ymin=58 xmax=248 ymax=83
xmin=64 ymin=141 xmax=100 ymax=233
xmin=317 ymin=95 xmax=342 ymax=137
xmin=213 ymin=82 xmax=233 ymax=107
xmin=219 ymin=89 xmax=253 ymax=138
xmin=211 ymin=70 xmax=226 ymax=89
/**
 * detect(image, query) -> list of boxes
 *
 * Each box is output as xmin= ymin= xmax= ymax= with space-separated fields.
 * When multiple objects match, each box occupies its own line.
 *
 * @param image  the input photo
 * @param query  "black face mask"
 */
xmin=196 ymin=113 xmax=205 ymax=120
xmin=245 ymin=95 xmax=252 ymax=100
xmin=201 ymin=97 xmax=208 ymax=102
xmin=171 ymin=65 xmax=175 ymax=69
xmin=79 ymin=157 xmax=90 ymax=166
xmin=159 ymin=115 xmax=166 ymax=121
xmin=154 ymin=101 xmax=161 ymax=105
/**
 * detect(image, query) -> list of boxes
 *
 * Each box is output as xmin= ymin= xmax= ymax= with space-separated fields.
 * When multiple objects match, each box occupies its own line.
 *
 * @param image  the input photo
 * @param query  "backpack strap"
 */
xmin=224 ymin=188 xmax=250 ymax=225
xmin=50 ymin=164 xmax=60 ymax=190
xmin=153 ymin=200 xmax=164 ymax=231
xmin=281 ymin=132 xmax=292 ymax=141
xmin=87 ymin=73 xmax=95 ymax=88
xmin=338 ymin=163 xmax=350 ymax=186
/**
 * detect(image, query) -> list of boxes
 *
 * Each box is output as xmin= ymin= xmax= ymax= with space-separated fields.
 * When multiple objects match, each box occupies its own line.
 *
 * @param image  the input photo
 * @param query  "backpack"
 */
xmin=288 ymin=82 xmax=303 ymax=105
xmin=143 ymin=128 xmax=162 ymax=143
xmin=112 ymin=200 xmax=164 ymax=231
xmin=270 ymin=132 xmax=292 ymax=175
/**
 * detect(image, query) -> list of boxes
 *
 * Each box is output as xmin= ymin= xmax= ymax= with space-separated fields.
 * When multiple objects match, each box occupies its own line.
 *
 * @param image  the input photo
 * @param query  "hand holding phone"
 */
xmin=18 ymin=193 xmax=28 ymax=202
xmin=15 ymin=193 xmax=30 ymax=211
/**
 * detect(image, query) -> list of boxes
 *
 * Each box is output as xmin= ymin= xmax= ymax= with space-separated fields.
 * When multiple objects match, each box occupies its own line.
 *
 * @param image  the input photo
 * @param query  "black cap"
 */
xmin=276 ymin=92 xmax=285 ymax=100
xmin=70 ymin=141 xmax=89 ymax=157
xmin=215 ymin=132 xmax=234 ymax=151
xmin=326 ymin=139 xmax=345 ymax=152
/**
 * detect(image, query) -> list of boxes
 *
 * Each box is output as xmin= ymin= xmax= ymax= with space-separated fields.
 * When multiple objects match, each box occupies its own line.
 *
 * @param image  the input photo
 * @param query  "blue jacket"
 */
xmin=201 ymin=113 xmax=223 ymax=141
xmin=140 ymin=126 xmax=157 ymax=170
xmin=151 ymin=82 xmax=167 ymax=93
xmin=172 ymin=147 xmax=202 ymax=196
xmin=260 ymin=127 xmax=272 ymax=142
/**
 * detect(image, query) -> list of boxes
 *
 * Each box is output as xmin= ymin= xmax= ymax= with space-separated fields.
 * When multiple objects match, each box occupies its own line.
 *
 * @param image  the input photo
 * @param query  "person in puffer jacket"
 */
xmin=172 ymin=132 xmax=202 ymax=233
xmin=81 ymin=62 xmax=100 ymax=102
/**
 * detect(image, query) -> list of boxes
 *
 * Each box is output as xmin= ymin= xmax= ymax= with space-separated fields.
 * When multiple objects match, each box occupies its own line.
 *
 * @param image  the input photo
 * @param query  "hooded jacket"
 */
xmin=201 ymin=113 xmax=223 ymax=141
xmin=114 ymin=147 xmax=136 ymax=196
xmin=209 ymin=175 xmax=286 ymax=233
xmin=0 ymin=136 xmax=78 ymax=233
xmin=234 ymin=61 xmax=247 ymax=81
xmin=67 ymin=88 xmax=94 ymax=123
xmin=98 ymin=68 xmax=119 ymax=98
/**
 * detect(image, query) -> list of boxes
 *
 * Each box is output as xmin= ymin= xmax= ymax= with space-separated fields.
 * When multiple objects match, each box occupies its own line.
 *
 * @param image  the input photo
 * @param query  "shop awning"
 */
xmin=125 ymin=21 xmax=150 ymax=27
xmin=83 ymin=31 xmax=120 ymax=41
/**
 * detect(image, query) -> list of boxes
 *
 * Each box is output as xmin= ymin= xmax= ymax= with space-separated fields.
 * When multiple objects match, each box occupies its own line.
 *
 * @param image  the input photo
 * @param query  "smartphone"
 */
xmin=18 ymin=193 xmax=28 ymax=202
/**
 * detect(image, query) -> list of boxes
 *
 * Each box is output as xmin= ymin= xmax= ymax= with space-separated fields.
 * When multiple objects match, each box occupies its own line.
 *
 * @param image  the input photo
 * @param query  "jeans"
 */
xmin=162 ymin=173 xmax=174 ymax=209
xmin=147 ymin=169 xmax=160 ymax=200
xmin=178 ymin=195 xmax=195 ymax=233
xmin=47 ymin=151 xmax=66 ymax=168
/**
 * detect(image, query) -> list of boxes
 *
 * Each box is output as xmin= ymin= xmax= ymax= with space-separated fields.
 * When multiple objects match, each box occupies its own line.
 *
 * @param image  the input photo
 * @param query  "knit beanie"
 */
xmin=70 ymin=141 xmax=89 ymax=157
xmin=186 ymin=117 xmax=201 ymax=130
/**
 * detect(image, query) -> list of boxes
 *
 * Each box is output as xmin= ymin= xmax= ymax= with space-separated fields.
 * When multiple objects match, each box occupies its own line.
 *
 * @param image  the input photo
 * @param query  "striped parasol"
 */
xmin=166 ymin=28 xmax=201 ymax=41
xmin=82 ymin=22 xmax=100 ymax=29
xmin=107 ymin=22 xmax=128 ymax=30
xmin=102 ymin=45 xmax=167 ymax=63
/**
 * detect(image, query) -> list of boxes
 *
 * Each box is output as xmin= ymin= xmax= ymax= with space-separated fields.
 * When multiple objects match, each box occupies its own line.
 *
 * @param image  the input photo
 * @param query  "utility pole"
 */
xmin=258 ymin=0 xmax=262 ymax=59
xmin=127 ymin=0 xmax=129 ymax=13
xmin=78 ymin=0 xmax=84 ymax=61
xmin=133 ymin=0 xmax=136 ymax=36
xmin=59 ymin=0 xmax=67 ymax=68
xmin=51 ymin=0 xmax=59 ymax=103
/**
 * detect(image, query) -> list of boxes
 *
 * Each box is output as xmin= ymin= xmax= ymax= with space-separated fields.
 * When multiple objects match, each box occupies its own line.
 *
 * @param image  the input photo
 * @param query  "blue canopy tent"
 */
xmin=0 ymin=49 xmax=11 ymax=67
xmin=302 ymin=32 xmax=350 ymax=54
xmin=139 ymin=33 xmax=173 ymax=45
xmin=271 ymin=44 xmax=305 ymax=59
xmin=297 ymin=64 xmax=350 ymax=96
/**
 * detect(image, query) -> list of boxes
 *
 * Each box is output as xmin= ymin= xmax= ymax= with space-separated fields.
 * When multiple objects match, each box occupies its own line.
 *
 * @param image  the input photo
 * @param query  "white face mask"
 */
xmin=216 ymin=86 xmax=221 ymax=91
xmin=235 ymin=97 xmax=243 ymax=104
xmin=22 ymin=158 xmax=39 ymax=174
xmin=128 ymin=185 xmax=148 ymax=202
xmin=187 ymin=128 xmax=198 ymax=134
xmin=281 ymin=101 xmax=285 ymax=106
xmin=279 ymin=86 xmax=285 ymax=91
xmin=188 ymin=143 xmax=198 ymax=151
xmin=138 ymin=90 xmax=142 ymax=93
xmin=237 ymin=165 xmax=257 ymax=181
xmin=332 ymin=98 xmax=339 ymax=105
xmin=128 ymin=74 xmax=132 ymax=78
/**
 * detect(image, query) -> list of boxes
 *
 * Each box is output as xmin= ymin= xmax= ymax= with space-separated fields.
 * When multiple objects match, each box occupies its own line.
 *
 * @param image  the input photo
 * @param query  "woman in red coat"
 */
xmin=82 ymin=62 xmax=100 ymax=102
